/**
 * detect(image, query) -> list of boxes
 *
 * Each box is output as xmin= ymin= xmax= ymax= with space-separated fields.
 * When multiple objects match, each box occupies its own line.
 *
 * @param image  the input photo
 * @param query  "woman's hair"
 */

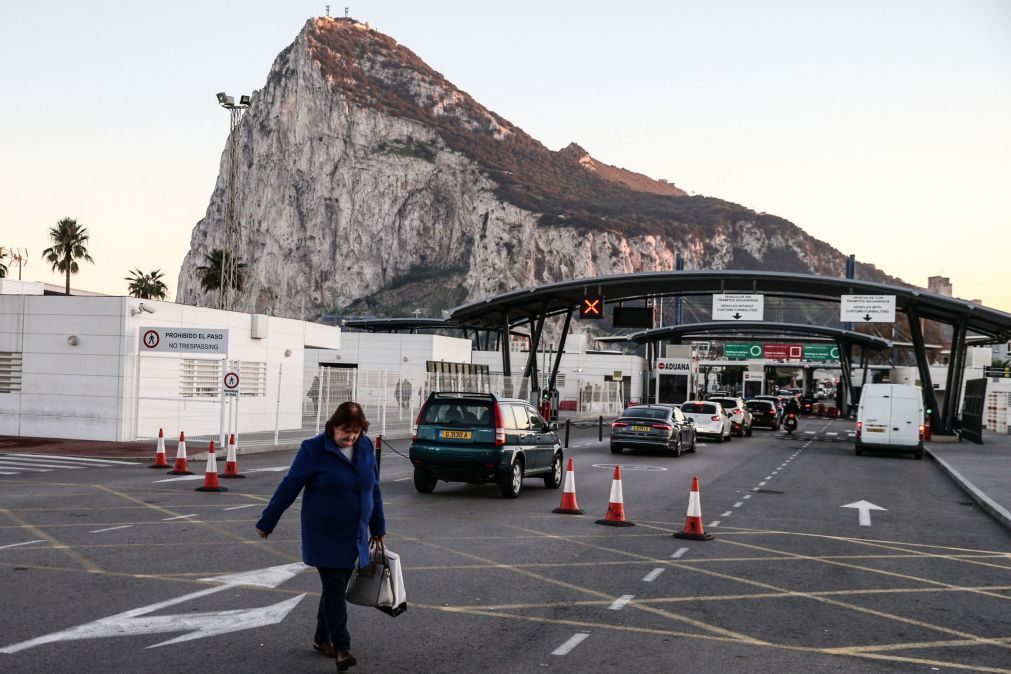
xmin=325 ymin=401 xmax=370 ymax=437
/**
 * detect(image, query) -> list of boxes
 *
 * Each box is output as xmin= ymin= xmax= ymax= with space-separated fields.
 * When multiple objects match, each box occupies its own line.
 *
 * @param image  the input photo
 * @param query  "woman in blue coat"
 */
xmin=256 ymin=401 xmax=385 ymax=672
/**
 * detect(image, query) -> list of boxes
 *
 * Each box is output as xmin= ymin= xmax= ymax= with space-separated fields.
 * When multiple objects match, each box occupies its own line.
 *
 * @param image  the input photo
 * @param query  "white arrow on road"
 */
xmin=0 ymin=562 xmax=308 ymax=654
xmin=840 ymin=500 xmax=887 ymax=526
xmin=244 ymin=467 xmax=290 ymax=473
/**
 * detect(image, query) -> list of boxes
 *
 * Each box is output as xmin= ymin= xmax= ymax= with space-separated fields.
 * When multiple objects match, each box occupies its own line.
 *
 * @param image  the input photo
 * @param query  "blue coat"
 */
xmin=256 ymin=432 xmax=386 ymax=568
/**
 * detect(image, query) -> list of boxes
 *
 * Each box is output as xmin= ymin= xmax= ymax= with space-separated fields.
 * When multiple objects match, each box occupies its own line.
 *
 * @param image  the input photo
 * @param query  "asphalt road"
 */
xmin=1 ymin=417 xmax=1009 ymax=673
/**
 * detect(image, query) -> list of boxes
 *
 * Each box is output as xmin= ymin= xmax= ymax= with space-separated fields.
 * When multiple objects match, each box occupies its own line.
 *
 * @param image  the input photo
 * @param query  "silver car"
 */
xmin=708 ymin=396 xmax=753 ymax=437
xmin=680 ymin=401 xmax=733 ymax=443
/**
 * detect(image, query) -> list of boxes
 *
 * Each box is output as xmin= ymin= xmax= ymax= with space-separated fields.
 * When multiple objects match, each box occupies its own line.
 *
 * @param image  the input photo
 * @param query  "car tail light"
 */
xmin=856 ymin=421 xmax=862 ymax=439
xmin=651 ymin=423 xmax=672 ymax=431
xmin=412 ymin=403 xmax=428 ymax=441
xmin=711 ymin=415 xmax=722 ymax=421
xmin=918 ymin=424 xmax=924 ymax=440
xmin=493 ymin=404 xmax=506 ymax=446
xmin=732 ymin=409 xmax=742 ymax=415
xmin=612 ymin=421 xmax=629 ymax=429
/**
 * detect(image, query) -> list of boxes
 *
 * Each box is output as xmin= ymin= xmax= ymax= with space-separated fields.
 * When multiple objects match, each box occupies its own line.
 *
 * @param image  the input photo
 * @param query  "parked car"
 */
xmin=745 ymin=399 xmax=780 ymax=430
xmin=409 ymin=392 xmax=563 ymax=498
xmin=610 ymin=404 xmax=697 ymax=457
xmin=707 ymin=395 xmax=753 ymax=437
xmin=680 ymin=401 xmax=733 ymax=443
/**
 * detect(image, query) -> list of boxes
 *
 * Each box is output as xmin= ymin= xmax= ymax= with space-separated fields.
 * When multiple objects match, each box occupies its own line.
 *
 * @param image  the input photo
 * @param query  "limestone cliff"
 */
xmin=176 ymin=17 xmax=899 ymax=320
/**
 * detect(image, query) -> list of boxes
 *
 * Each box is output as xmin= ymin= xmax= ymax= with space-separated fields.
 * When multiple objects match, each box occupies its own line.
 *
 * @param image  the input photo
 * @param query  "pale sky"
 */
xmin=2 ymin=1 xmax=1009 ymax=312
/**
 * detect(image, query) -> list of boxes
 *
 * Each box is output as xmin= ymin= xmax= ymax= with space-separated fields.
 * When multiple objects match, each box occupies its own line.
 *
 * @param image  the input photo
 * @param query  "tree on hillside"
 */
xmin=125 ymin=268 xmax=169 ymax=300
xmin=196 ymin=248 xmax=246 ymax=297
xmin=42 ymin=217 xmax=94 ymax=295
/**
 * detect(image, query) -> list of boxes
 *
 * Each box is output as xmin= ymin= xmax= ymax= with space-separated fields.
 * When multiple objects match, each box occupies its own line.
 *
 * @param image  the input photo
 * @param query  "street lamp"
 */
xmin=216 ymin=91 xmax=250 ymax=310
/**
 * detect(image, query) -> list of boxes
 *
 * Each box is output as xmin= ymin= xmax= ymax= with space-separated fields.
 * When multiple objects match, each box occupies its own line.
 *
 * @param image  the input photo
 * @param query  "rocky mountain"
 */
xmin=176 ymin=16 xmax=903 ymax=321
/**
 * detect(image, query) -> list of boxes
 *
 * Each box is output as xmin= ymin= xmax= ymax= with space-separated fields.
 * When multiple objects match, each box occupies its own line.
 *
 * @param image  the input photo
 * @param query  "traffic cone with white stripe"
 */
xmin=148 ymin=428 xmax=169 ymax=468
xmin=167 ymin=432 xmax=193 ymax=475
xmin=552 ymin=457 xmax=583 ymax=514
xmin=195 ymin=441 xmax=227 ymax=492
xmin=220 ymin=434 xmax=245 ymax=478
xmin=674 ymin=476 xmax=714 ymax=540
xmin=596 ymin=465 xmax=634 ymax=527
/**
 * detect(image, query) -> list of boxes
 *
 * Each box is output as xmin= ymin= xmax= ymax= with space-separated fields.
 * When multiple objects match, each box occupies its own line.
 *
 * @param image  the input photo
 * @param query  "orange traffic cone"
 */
xmin=673 ymin=476 xmax=714 ymax=540
xmin=167 ymin=432 xmax=193 ymax=475
xmin=195 ymin=440 xmax=228 ymax=492
xmin=596 ymin=465 xmax=634 ymax=527
xmin=220 ymin=434 xmax=245 ymax=478
xmin=148 ymin=428 xmax=169 ymax=468
xmin=552 ymin=457 xmax=584 ymax=514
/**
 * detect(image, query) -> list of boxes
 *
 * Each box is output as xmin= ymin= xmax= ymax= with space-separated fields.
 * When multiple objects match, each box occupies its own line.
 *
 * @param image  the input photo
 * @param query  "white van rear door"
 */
xmin=861 ymin=392 xmax=892 ymax=443
xmin=889 ymin=390 xmax=922 ymax=447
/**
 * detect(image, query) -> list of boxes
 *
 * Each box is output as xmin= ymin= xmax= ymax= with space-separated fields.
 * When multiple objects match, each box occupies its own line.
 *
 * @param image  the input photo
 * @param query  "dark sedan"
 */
xmin=610 ymin=404 xmax=696 ymax=457
xmin=745 ymin=399 xmax=780 ymax=430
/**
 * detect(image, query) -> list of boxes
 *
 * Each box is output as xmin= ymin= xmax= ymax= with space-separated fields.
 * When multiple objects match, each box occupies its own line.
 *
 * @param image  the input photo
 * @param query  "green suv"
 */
xmin=409 ymin=392 xmax=563 ymax=498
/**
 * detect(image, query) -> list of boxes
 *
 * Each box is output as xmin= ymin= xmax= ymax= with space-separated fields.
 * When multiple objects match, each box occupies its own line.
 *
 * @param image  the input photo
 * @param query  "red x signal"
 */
xmin=580 ymin=294 xmax=604 ymax=319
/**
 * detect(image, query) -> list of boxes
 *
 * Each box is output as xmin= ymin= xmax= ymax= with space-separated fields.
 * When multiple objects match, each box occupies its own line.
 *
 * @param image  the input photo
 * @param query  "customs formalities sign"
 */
xmin=840 ymin=295 xmax=896 ymax=323
xmin=712 ymin=294 xmax=764 ymax=321
xmin=140 ymin=327 xmax=229 ymax=354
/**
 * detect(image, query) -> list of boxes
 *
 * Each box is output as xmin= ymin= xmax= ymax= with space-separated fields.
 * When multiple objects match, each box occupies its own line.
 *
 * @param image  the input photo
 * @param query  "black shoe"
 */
xmin=336 ymin=650 xmax=357 ymax=671
xmin=313 ymin=641 xmax=336 ymax=657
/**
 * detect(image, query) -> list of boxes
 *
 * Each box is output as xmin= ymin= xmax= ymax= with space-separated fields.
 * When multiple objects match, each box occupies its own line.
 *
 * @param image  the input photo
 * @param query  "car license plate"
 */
xmin=440 ymin=430 xmax=472 ymax=439
xmin=631 ymin=425 xmax=651 ymax=432
xmin=867 ymin=427 xmax=886 ymax=433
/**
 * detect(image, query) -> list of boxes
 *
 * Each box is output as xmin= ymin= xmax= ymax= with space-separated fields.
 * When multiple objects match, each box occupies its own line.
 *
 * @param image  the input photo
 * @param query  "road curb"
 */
xmin=926 ymin=447 xmax=1011 ymax=532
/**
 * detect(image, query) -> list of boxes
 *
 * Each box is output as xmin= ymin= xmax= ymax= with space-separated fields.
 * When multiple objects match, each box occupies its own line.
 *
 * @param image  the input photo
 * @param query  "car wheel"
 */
xmin=715 ymin=432 xmax=724 ymax=444
xmin=671 ymin=436 xmax=682 ymax=458
xmin=914 ymin=448 xmax=924 ymax=460
xmin=725 ymin=428 xmax=732 ymax=442
xmin=413 ymin=466 xmax=437 ymax=493
xmin=746 ymin=424 xmax=753 ymax=437
xmin=610 ymin=443 xmax=623 ymax=455
xmin=498 ymin=458 xmax=523 ymax=498
xmin=544 ymin=452 xmax=563 ymax=488
xmin=855 ymin=446 xmax=863 ymax=456
xmin=688 ymin=433 xmax=697 ymax=453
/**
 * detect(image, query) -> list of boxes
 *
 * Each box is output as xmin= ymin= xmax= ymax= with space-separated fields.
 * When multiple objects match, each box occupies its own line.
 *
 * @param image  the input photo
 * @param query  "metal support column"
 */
xmin=906 ymin=305 xmax=941 ymax=431
xmin=548 ymin=309 xmax=573 ymax=391
xmin=838 ymin=343 xmax=853 ymax=413
xmin=500 ymin=314 xmax=511 ymax=376
xmin=942 ymin=316 xmax=969 ymax=434
xmin=523 ymin=313 xmax=546 ymax=396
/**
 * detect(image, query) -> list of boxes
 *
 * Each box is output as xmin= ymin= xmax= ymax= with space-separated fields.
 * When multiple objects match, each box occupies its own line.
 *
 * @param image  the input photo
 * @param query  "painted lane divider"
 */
xmin=720 ymin=511 xmax=732 ymax=517
xmin=154 ymin=475 xmax=204 ymax=483
xmin=708 ymin=520 xmax=721 ymax=527
xmin=4 ymin=453 xmax=137 ymax=465
xmin=671 ymin=547 xmax=689 ymax=559
xmin=608 ymin=595 xmax=634 ymax=610
xmin=552 ymin=632 xmax=590 ymax=656
xmin=223 ymin=504 xmax=256 ymax=511
xmin=89 ymin=525 xmax=133 ymax=534
xmin=0 ymin=459 xmax=85 ymax=470
xmin=162 ymin=514 xmax=198 ymax=521
xmin=733 ymin=502 xmax=743 ymax=508
xmin=642 ymin=568 xmax=665 ymax=582
xmin=0 ymin=539 xmax=44 ymax=550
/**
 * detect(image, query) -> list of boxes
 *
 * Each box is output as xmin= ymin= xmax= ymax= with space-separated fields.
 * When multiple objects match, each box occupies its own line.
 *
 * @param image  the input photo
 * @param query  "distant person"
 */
xmin=255 ymin=401 xmax=386 ymax=672
xmin=784 ymin=397 xmax=800 ymax=415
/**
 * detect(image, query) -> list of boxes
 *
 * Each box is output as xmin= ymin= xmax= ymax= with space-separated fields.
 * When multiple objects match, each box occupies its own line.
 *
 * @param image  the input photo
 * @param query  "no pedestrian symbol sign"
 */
xmin=223 ymin=371 xmax=240 ymax=397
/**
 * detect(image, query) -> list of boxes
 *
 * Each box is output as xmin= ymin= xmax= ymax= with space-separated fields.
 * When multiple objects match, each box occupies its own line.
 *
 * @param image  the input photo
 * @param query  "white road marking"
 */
xmin=708 ymin=520 xmax=721 ymax=527
xmin=0 ymin=471 xmax=19 ymax=475
xmin=154 ymin=475 xmax=204 ymax=483
xmin=764 ymin=475 xmax=773 ymax=480
xmin=162 ymin=514 xmax=198 ymax=521
xmin=3 ymin=453 xmax=137 ymax=465
xmin=721 ymin=511 xmax=732 ymax=517
xmin=742 ymin=494 xmax=752 ymax=500
xmin=0 ymin=459 xmax=85 ymax=470
xmin=804 ymin=431 xmax=815 ymax=435
xmin=0 ymin=465 xmax=52 ymax=472
xmin=642 ymin=568 xmax=665 ymax=582
xmin=607 ymin=595 xmax=634 ymax=610
xmin=758 ymin=481 xmax=767 ymax=486
xmin=223 ymin=505 xmax=256 ymax=511
xmin=841 ymin=500 xmax=887 ymax=526
xmin=244 ymin=467 xmax=290 ymax=473
xmin=0 ymin=539 xmax=45 ymax=550
xmin=90 ymin=525 xmax=133 ymax=534
xmin=394 ymin=477 xmax=411 ymax=482
xmin=671 ymin=547 xmax=689 ymax=559
xmin=826 ymin=432 xmax=838 ymax=436
xmin=552 ymin=632 xmax=590 ymax=656
xmin=733 ymin=501 xmax=743 ymax=508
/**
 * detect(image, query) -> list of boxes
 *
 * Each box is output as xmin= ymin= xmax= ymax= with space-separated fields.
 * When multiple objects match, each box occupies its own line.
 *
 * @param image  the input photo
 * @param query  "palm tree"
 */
xmin=42 ymin=217 xmax=94 ymax=295
xmin=196 ymin=248 xmax=246 ymax=299
xmin=125 ymin=269 xmax=169 ymax=300
xmin=0 ymin=247 xmax=7 ymax=278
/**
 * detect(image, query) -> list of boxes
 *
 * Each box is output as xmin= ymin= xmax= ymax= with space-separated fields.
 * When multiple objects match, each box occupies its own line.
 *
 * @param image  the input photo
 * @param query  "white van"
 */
xmin=854 ymin=384 xmax=925 ymax=459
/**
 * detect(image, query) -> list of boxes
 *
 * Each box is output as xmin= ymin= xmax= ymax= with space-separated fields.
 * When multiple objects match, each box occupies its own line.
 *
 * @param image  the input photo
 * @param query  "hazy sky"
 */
xmin=2 ymin=1 xmax=1009 ymax=312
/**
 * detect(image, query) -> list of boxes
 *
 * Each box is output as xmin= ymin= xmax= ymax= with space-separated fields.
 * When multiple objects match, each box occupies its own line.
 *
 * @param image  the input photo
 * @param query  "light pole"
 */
xmin=216 ymin=92 xmax=250 ymax=310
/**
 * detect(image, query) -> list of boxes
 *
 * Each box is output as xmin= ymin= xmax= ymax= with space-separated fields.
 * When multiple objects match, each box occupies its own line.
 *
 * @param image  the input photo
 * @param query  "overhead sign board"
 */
xmin=140 ymin=327 xmax=229 ymax=354
xmin=803 ymin=344 xmax=840 ymax=361
xmin=840 ymin=295 xmax=896 ymax=323
xmin=712 ymin=294 xmax=764 ymax=321
xmin=725 ymin=342 xmax=764 ymax=360
xmin=764 ymin=343 xmax=803 ymax=360
xmin=656 ymin=359 xmax=691 ymax=374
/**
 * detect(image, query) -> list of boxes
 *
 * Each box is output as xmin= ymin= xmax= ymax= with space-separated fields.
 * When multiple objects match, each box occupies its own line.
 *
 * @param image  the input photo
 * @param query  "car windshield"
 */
xmin=710 ymin=398 xmax=737 ymax=409
xmin=746 ymin=401 xmax=773 ymax=411
xmin=621 ymin=407 xmax=670 ymax=420
xmin=422 ymin=401 xmax=494 ymax=426
xmin=682 ymin=402 xmax=717 ymax=414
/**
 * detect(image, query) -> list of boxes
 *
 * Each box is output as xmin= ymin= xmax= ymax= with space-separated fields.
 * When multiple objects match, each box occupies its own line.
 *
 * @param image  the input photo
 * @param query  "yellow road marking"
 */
xmin=0 ymin=505 xmax=102 ymax=574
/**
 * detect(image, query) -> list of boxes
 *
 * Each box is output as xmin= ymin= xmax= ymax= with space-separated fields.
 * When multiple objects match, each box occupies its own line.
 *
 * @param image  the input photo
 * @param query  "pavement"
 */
xmin=2 ymin=423 xmax=1010 ymax=532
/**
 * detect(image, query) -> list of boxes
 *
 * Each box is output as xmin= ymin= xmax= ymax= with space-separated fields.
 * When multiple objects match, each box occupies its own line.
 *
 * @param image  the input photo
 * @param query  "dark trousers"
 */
xmin=315 ymin=567 xmax=353 ymax=650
